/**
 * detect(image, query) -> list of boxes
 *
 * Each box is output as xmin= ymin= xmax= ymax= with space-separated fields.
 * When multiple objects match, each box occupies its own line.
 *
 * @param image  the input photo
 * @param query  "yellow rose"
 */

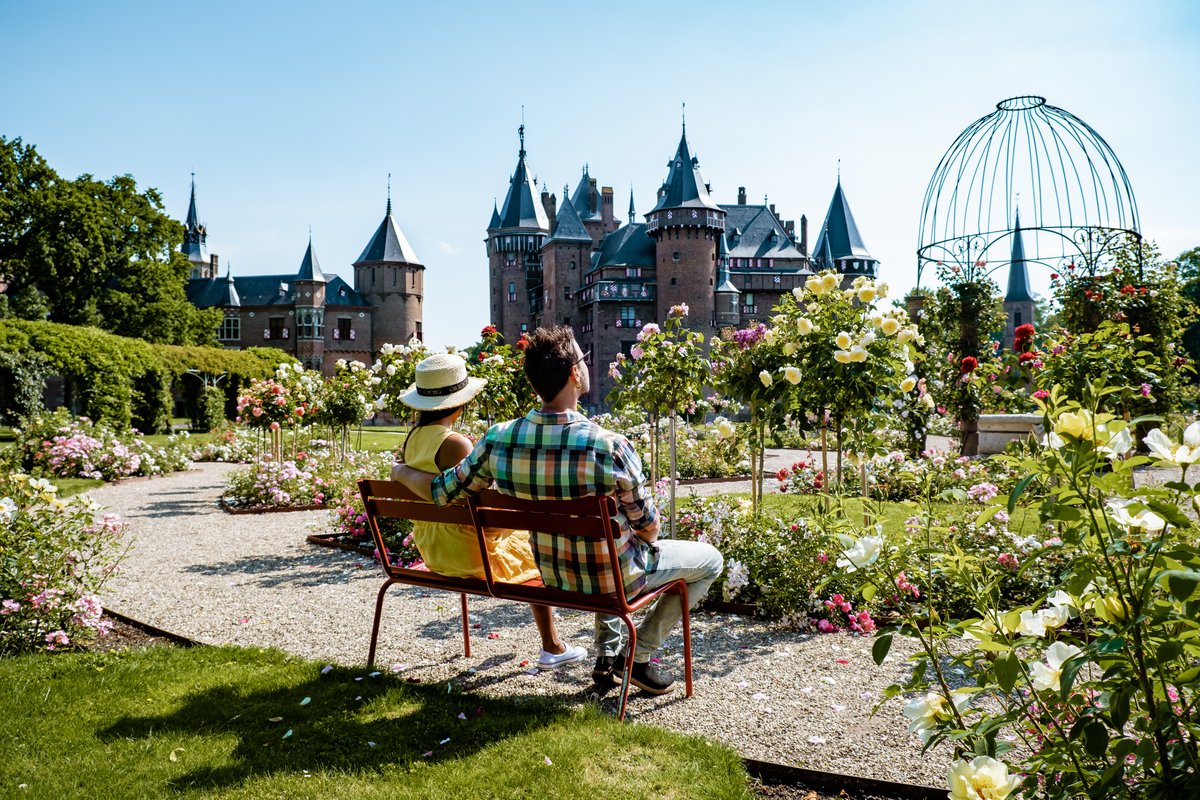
xmin=857 ymin=287 xmax=877 ymax=303
xmin=797 ymin=318 xmax=814 ymax=335
xmin=835 ymin=331 xmax=852 ymax=349
xmin=834 ymin=350 xmax=853 ymax=364
xmin=782 ymin=342 xmax=797 ymax=356
xmin=1095 ymin=594 xmax=1131 ymax=624
xmin=1054 ymin=410 xmax=1095 ymax=440
xmin=881 ymin=318 xmax=901 ymax=336
xmin=805 ymin=276 xmax=825 ymax=294
xmin=821 ymin=273 xmax=839 ymax=291
xmin=783 ymin=366 xmax=801 ymax=385
xmin=877 ymin=282 xmax=890 ymax=298
xmin=758 ymin=370 xmax=772 ymax=387
xmin=897 ymin=328 xmax=916 ymax=344
xmin=849 ymin=346 xmax=868 ymax=363
xmin=900 ymin=376 xmax=917 ymax=393
xmin=792 ymin=286 xmax=805 ymax=300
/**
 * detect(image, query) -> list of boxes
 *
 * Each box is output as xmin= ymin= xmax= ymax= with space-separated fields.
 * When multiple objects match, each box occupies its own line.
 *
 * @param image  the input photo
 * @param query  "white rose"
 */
xmin=881 ymin=318 xmax=901 ymax=336
xmin=759 ymin=370 xmax=772 ymax=387
xmin=386 ymin=364 xmax=397 ymax=376
xmin=835 ymin=331 xmax=852 ymax=349
xmin=714 ymin=418 xmax=736 ymax=440
xmin=1040 ymin=604 xmax=1070 ymax=630
xmin=1017 ymin=609 xmax=1047 ymax=638
xmin=782 ymin=342 xmax=797 ymax=356
xmin=797 ymin=318 xmax=814 ymax=335
xmin=947 ymin=756 xmax=1020 ymax=800
xmin=849 ymin=346 xmax=868 ymax=363
xmin=834 ymin=350 xmax=853 ymax=364
xmin=792 ymin=286 xmax=805 ymax=300
xmin=897 ymin=328 xmax=916 ymax=344
xmin=836 ymin=532 xmax=883 ymax=572
xmin=1028 ymin=641 xmax=1084 ymax=692
xmin=783 ymin=366 xmax=801 ymax=385
xmin=858 ymin=331 xmax=876 ymax=347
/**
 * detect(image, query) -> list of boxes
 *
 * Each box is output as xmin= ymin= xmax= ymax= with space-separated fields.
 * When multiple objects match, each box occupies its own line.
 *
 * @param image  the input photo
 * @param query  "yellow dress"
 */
xmin=406 ymin=425 xmax=539 ymax=583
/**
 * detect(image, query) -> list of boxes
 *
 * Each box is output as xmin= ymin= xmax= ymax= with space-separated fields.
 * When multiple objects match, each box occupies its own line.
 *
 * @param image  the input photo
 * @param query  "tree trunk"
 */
xmin=668 ymin=413 xmax=677 ymax=538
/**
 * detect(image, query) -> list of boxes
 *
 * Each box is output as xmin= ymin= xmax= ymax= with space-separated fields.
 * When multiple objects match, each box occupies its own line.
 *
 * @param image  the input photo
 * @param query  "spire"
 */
xmin=296 ymin=236 xmax=326 ymax=283
xmin=1006 ymin=209 xmax=1034 ymax=302
xmin=386 ymin=173 xmax=392 ymax=215
xmin=356 ymin=194 xmax=421 ymax=265
xmin=812 ymin=178 xmax=874 ymax=269
xmin=570 ymin=166 xmax=601 ymax=221
xmin=650 ymin=124 xmax=721 ymax=213
xmin=628 ymin=186 xmax=636 ymax=224
xmin=497 ymin=124 xmax=549 ymax=230
xmin=488 ymin=199 xmax=501 ymax=230
xmin=218 ymin=262 xmax=240 ymax=307
xmin=548 ymin=190 xmax=592 ymax=243
xmin=181 ymin=174 xmax=209 ymax=267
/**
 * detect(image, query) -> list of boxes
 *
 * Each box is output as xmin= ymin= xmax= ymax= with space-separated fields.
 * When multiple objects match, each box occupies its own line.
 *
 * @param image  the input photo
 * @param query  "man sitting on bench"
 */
xmin=392 ymin=325 xmax=723 ymax=695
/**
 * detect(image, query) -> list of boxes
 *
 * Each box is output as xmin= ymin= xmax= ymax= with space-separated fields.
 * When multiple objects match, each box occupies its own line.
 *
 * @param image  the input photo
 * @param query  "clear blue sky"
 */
xmin=4 ymin=0 xmax=1198 ymax=348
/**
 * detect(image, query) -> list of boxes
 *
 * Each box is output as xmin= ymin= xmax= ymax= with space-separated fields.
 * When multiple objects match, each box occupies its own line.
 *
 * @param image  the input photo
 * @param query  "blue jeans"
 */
xmin=595 ymin=539 xmax=723 ymax=663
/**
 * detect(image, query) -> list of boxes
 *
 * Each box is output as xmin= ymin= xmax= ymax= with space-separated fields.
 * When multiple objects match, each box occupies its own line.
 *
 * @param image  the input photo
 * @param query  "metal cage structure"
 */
xmin=916 ymin=95 xmax=1141 ymax=287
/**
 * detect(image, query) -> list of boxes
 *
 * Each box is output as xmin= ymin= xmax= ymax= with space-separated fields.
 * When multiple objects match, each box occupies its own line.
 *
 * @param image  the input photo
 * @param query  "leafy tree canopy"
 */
xmin=0 ymin=136 xmax=219 ymax=344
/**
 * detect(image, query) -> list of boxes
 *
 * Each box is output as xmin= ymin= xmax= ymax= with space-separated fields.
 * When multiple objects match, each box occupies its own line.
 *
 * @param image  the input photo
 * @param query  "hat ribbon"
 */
xmin=416 ymin=377 xmax=469 ymax=397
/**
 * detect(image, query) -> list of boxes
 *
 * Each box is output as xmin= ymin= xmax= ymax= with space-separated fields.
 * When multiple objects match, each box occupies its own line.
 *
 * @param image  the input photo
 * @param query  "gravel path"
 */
xmin=97 ymin=462 xmax=953 ymax=786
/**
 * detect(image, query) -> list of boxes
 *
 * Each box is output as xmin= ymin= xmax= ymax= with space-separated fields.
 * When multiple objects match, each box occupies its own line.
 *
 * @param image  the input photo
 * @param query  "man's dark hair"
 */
xmin=523 ymin=325 xmax=577 ymax=400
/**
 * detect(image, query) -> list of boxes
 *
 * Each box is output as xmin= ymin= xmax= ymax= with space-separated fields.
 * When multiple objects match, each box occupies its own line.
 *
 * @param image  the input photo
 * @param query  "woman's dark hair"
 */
xmin=400 ymin=405 xmax=463 ymax=461
xmin=523 ymin=325 xmax=578 ymax=400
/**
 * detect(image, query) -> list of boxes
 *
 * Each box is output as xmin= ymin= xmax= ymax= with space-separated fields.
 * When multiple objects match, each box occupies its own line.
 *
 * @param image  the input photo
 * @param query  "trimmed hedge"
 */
xmin=0 ymin=319 xmax=287 ymax=431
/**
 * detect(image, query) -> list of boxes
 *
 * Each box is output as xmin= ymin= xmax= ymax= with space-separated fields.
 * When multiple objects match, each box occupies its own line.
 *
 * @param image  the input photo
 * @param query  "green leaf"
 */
xmin=1082 ymin=721 xmax=1109 ymax=757
xmin=1161 ymin=570 xmax=1200 ymax=601
xmin=1095 ymin=637 xmax=1127 ymax=654
xmin=994 ymin=652 xmax=1019 ymax=692
xmin=872 ymin=634 xmax=893 ymax=666
xmin=1060 ymin=654 xmax=1088 ymax=700
xmin=861 ymin=583 xmax=877 ymax=603
xmin=1110 ymin=688 xmax=1131 ymax=731
xmin=1008 ymin=473 xmax=1038 ymax=514
xmin=1145 ymin=500 xmax=1191 ymax=528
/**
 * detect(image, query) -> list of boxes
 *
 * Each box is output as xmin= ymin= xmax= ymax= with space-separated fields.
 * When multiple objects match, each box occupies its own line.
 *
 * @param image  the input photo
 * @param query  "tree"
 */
xmin=1177 ymin=245 xmax=1200 ymax=378
xmin=0 ymin=136 xmax=218 ymax=345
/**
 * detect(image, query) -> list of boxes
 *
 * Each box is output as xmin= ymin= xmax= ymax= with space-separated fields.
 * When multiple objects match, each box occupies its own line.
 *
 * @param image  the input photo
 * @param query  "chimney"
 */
xmin=211 ymin=254 xmax=219 ymax=273
xmin=737 ymin=186 xmax=746 ymax=205
xmin=601 ymin=186 xmax=614 ymax=227
xmin=800 ymin=214 xmax=809 ymax=256
xmin=769 ymin=203 xmax=776 ymax=217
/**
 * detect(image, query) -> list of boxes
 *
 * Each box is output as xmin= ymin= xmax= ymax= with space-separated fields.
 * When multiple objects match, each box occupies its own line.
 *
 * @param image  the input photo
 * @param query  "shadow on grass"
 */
xmin=97 ymin=662 xmax=571 ymax=793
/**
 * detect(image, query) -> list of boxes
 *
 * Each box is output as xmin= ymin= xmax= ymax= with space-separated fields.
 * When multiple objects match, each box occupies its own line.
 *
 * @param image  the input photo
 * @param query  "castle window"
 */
xmin=670 ymin=277 xmax=677 ymax=285
xmin=625 ymin=267 xmax=641 ymax=278
xmin=672 ymin=251 xmax=681 ymax=261
xmin=564 ymin=284 xmax=572 ymax=300
xmin=297 ymin=308 xmax=324 ymax=339
xmin=570 ymin=260 xmax=576 ymax=270
xmin=1014 ymin=311 xmax=1022 ymax=326
xmin=337 ymin=318 xmax=352 ymax=341
xmin=393 ymin=269 xmax=397 ymax=286
xmin=217 ymin=316 xmax=240 ymax=342
xmin=620 ymin=306 xmax=636 ymax=326
xmin=508 ymin=282 xmax=516 ymax=302
xmin=520 ymin=323 xmax=528 ymax=332
xmin=268 ymin=318 xmax=286 ymax=340
xmin=415 ymin=321 xmax=423 ymax=341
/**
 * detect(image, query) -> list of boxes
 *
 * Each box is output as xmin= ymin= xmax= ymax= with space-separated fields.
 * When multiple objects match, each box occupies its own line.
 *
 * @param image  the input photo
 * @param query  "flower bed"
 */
xmin=774 ymin=449 xmax=1021 ymax=502
xmin=6 ymin=409 xmax=193 ymax=481
xmin=221 ymin=447 xmax=393 ymax=512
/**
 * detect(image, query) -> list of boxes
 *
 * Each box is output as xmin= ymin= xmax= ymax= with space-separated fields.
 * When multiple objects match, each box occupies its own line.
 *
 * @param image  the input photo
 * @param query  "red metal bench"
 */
xmin=357 ymin=479 xmax=693 ymax=720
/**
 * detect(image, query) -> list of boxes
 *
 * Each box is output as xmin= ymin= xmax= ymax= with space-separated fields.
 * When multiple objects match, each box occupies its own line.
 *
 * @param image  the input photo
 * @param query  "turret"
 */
xmin=812 ymin=177 xmax=878 ymax=279
xmin=182 ymin=175 xmax=216 ymax=279
xmin=645 ymin=124 xmax=724 ymax=328
xmin=293 ymin=236 xmax=327 ymax=370
xmin=355 ymin=188 xmax=425 ymax=346
xmin=714 ymin=232 xmax=740 ymax=328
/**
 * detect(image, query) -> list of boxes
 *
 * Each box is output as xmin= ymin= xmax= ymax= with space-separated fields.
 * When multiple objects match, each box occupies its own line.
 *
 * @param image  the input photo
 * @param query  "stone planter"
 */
xmin=977 ymin=413 xmax=1043 ymax=455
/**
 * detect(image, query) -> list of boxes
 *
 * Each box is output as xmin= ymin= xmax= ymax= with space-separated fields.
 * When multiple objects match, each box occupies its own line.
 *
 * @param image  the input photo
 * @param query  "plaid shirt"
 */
xmin=430 ymin=409 xmax=659 ymax=598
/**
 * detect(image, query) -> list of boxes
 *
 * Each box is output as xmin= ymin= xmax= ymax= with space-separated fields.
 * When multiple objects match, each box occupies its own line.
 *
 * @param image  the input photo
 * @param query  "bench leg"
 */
xmin=679 ymin=583 xmax=693 ymax=698
xmin=368 ymin=578 xmax=399 ymax=669
xmin=617 ymin=614 xmax=637 ymax=721
xmin=460 ymin=593 xmax=471 ymax=658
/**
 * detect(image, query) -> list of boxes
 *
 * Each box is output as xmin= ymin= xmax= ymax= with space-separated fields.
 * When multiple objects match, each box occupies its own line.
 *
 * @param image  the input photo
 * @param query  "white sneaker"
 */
xmin=537 ymin=644 xmax=587 ymax=670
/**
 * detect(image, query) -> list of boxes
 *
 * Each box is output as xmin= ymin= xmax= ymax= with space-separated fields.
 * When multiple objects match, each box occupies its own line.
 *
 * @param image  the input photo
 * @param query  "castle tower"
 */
xmin=645 ymin=125 xmax=725 ymax=328
xmin=714 ymin=232 xmax=740 ymax=329
xmin=570 ymin=166 xmax=619 ymax=248
xmin=812 ymin=177 xmax=878 ymax=279
xmin=1004 ymin=210 xmax=1035 ymax=348
xmin=540 ymin=188 xmax=593 ymax=330
xmin=293 ymin=237 xmax=327 ymax=370
xmin=182 ymin=176 xmax=216 ymax=279
xmin=486 ymin=125 xmax=550 ymax=344
xmin=355 ymin=192 xmax=425 ymax=346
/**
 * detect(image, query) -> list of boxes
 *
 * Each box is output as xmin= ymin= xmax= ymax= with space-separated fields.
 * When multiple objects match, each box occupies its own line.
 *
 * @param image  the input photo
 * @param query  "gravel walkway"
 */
xmin=97 ymin=462 xmax=954 ymax=786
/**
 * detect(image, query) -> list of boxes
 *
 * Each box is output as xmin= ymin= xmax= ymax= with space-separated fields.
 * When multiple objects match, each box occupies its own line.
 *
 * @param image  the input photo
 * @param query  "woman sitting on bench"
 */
xmin=397 ymin=353 xmax=587 ymax=670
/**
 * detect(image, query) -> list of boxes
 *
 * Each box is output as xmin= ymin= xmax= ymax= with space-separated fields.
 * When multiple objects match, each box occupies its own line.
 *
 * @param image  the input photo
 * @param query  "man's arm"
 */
xmin=424 ymin=433 xmax=496 ymax=506
xmin=611 ymin=436 xmax=659 ymax=544
xmin=391 ymin=462 xmax=436 ymax=501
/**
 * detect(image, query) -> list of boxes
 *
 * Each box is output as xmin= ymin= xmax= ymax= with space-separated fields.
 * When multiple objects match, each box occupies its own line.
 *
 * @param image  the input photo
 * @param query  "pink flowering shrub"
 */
xmin=223 ymin=446 xmax=393 ymax=510
xmin=328 ymin=487 xmax=418 ymax=567
xmin=811 ymin=593 xmax=877 ymax=634
xmin=9 ymin=409 xmax=192 ymax=481
xmin=0 ymin=473 xmax=125 ymax=654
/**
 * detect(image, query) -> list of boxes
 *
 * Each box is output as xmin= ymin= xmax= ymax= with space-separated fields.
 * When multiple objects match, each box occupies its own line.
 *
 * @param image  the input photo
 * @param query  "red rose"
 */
xmin=515 ymin=335 xmax=529 ymax=351
xmin=960 ymin=356 xmax=978 ymax=374
xmin=1018 ymin=352 xmax=1037 ymax=364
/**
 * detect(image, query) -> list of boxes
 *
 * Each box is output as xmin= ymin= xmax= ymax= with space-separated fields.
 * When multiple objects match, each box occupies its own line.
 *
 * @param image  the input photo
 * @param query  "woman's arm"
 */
xmin=435 ymin=433 xmax=474 ymax=472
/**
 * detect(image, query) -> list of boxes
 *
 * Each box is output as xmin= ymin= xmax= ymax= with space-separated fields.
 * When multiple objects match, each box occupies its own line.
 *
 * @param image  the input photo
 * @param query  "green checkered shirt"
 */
xmin=430 ymin=409 xmax=659 ymax=598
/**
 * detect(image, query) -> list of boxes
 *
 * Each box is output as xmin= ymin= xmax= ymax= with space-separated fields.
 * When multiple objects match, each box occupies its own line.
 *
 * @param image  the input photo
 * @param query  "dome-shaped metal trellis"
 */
xmin=917 ymin=95 xmax=1141 ymax=286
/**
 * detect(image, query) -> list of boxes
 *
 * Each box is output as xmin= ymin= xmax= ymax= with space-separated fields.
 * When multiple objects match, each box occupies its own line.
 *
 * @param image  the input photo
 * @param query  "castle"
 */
xmin=184 ymin=179 xmax=424 ymax=373
xmin=486 ymin=124 xmax=880 ymax=404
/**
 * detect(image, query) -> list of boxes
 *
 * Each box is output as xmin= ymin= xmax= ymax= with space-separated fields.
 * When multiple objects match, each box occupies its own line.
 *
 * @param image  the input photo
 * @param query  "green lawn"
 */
xmin=0 ymin=645 xmax=750 ymax=800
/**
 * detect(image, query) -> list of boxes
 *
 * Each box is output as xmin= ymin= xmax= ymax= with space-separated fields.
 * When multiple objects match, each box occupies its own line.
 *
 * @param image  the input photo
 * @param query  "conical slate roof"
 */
xmin=217 ymin=267 xmax=240 ymax=307
xmin=571 ymin=168 xmax=601 ymax=221
xmin=651 ymin=129 xmax=721 ymax=212
xmin=356 ymin=202 xmax=421 ymax=265
xmin=813 ymin=179 xmax=873 ymax=263
xmin=181 ymin=177 xmax=208 ymax=265
xmin=715 ymin=235 xmax=738 ymax=294
xmin=296 ymin=238 xmax=326 ymax=283
xmin=1006 ymin=210 xmax=1035 ymax=302
xmin=186 ymin=180 xmax=201 ymax=229
xmin=550 ymin=192 xmax=592 ymax=243
xmin=488 ymin=200 xmax=502 ymax=230
xmin=497 ymin=126 xmax=549 ymax=231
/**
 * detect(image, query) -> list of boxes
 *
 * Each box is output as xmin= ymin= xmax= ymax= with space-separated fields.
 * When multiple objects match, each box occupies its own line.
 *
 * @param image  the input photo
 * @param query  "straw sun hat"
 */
xmin=398 ymin=353 xmax=487 ymax=412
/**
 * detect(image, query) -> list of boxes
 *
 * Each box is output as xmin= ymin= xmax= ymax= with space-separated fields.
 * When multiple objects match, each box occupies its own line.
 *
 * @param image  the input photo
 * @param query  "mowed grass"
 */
xmin=0 ymin=645 xmax=751 ymax=800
